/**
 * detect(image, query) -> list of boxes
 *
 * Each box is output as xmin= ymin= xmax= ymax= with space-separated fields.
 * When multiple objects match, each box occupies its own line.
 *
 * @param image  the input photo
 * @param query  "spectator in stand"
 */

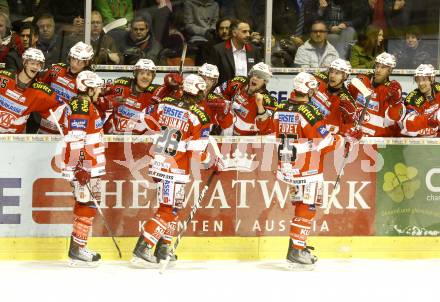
xmin=0 ymin=12 xmax=24 ymax=64
xmin=350 ymin=25 xmax=385 ymax=69
xmin=5 ymin=22 xmax=38 ymax=72
xmin=208 ymin=17 xmax=231 ymax=46
xmin=352 ymin=0 xmax=411 ymax=37
xmin=183 ymin=0 xmax=219 ymax=65
xmin=208 ymin=19 xmax=262 ymax=85
xmin=0 ymin=0 xmax=8 ymax=15
xmin=94 ymin=0 xmax=134 ymax=25
xmin=119 ymin=15 xmax=162 ymax=65
xmin=394 ymin=26 xmax=436 ymax=69
xmin=36 ymin=13 xmax=77 ymax=66
xmin=41 ymin=0 xmax=85 ymax=34
xmin=318 ymin=0 xmax=356 ymax=59
xmin=294 ymin=20 xmax=339 ymax=68
xmin=90 ymin=10 xmax=122 ymax=65
xmin=199 ymin=17 xmax=231 ymax=66
xmin=134 ymin=0 xmax=173 ymax=46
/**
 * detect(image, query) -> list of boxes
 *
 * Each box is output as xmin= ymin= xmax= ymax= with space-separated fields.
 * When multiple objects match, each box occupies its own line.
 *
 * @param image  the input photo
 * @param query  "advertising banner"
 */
xmin=0 ymin=136 xmax=376 ymax=237
xmin=375 ymin=145 xmax=440 ymax=236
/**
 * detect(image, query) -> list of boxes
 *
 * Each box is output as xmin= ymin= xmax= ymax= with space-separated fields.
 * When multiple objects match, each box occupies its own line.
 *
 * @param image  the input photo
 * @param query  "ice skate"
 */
xmin=68 ymin=237 xmax=101 ymax=268
xmin=286 ymin=242 xmax=317 ymax=271
xmin=130 ymin=235 xmax=158 ymax=268
xmin=154 ymin=238 xmax=178 ymax=268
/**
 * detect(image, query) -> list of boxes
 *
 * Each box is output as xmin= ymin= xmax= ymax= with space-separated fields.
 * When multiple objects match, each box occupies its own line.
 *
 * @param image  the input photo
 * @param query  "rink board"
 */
xmin=1 ymin=237 xmax=439 ymax=260
xmin=2 ymin=135 xmax=440 ymax=259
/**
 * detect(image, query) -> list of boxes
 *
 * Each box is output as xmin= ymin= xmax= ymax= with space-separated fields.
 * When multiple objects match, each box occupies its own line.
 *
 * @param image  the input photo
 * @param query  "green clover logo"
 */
xmin=382 ymin=163 xmax=421 ymax=203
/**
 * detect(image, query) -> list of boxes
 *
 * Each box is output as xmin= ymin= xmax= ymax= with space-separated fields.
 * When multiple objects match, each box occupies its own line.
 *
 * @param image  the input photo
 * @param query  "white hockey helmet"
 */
xmin=198 ymin=63 xmax=219 ymax=79
xmin=329 ymin=58 xmax=352 ymax=75
xmin=134 ymin=58 xmax=157 ymax=72
xmin=293 ymin=72 xmax=319 ymax=94
xmin=183 ymin=74 xmax=207 ymax=95
xmin=22 ymin=47 xmax=45 ymax=63
xmin=249 ymin=62 xmax=272 ymax=82
xmin=76 ymin=70 xmax=104 ymax=92
xmin=415 ymin=64 xmax=436 ymax=78
xmin=69 ymin=41 xmax=94 ymax=61
xmin=375 ymin=52 xmax=396 ymax=68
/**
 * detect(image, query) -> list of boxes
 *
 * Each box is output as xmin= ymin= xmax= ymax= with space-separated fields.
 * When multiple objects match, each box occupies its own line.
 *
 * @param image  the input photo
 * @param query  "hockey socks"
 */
xmin=142 ymin=205 xmax=178 ymax=247
xmin=289 ymin=203 xmax=316 ymax=250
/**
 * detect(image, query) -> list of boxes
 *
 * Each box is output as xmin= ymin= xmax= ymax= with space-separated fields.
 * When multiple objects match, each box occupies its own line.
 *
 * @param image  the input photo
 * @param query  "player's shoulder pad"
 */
xmin=405 ymin=89 xmax=425 ymax=107
xmin=231 ymin=76 xmax=247 ymax=83
xmin=31 ymin=81 xmax=54 ymax=95
xmin=207 ymin=92 xmax=224 ymax=101
xmin=0 ymin=69 xmax=14 ymax=79
xmin=313 ymin=71 xmax=328 ymax=82
xmin=145 ymin=83 xmax=161 ymax=93
xmin=261 ymin=92 xmax=278 ymax=107
xmin=69 ymin=97 xmax=90 ymax=115
xmin=161 ymin=96 xmax=177 ymax=105
xmin=50 ymin=62 xmax=67 ymax=69
xmin=113 ymin=77 xmax=131 ymax=87
xmin=189 ymin=104 xmax=210 ymax=125
xmin=297 ymin=103 xmax=323 ymax=126
xmin=338 ymin=87 xmax=356 ymax=102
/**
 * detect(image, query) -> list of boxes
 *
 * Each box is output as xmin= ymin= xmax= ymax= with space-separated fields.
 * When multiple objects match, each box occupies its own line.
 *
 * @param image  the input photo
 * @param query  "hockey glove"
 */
xmin=427 ymin=110 xmax=440 ymax=128
xmin=387 ymin=80 xmax=402 ymax=105
xmin=164 ymin=73 xmax=183 ymax=89
xmin=74 ymin=165 xmax=91 ymax=186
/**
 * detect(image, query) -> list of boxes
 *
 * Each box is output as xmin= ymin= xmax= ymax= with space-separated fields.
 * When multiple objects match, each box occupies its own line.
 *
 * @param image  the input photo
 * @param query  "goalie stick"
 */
xmin=324 ymin=78 xmax=372 ymax=214
xmin=49 ymin=109 xmax=122 ymax=258
xmin=159 ymin=136 xmax=221 ymax=273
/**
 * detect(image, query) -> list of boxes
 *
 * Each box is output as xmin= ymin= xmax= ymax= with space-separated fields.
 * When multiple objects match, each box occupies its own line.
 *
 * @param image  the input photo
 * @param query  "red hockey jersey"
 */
xmin=217 ymin=76 xmax=277 ymax=135
xmin=401 ymin=82 xmax=440 ymax=137
xmin=61 ymin=95 xmax=106 ymax=180
xmin=145 ymin=97 xmax=211 ymax=183
xmin=257 ymin=100 xmax=342 ymax=185
xmin=312 ymin=72 xmax=358 ymax=134
xmin=348 ymin=73 xmax=402 ymax=137
xmin=39 ymin=63 xmax=77 ymax=134
xmin=100 ymin=77 xmax=160 ymax=134
xmin=0 ymin=70 xmax=63 ymax=134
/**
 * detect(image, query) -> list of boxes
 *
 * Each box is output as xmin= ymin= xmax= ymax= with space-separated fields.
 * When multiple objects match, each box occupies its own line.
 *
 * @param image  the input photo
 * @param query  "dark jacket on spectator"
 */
xmin=183 ymin=0 xmax=219 ymax=43
xmin=36 ymin=33 xmax=77 ymax=67
xmin=208 ymin=39 xmax=262 ymax=85
xmin=395 ymin=41 xmax=436 ymax=69
xmin=4 ymin=48 xmax=22 ymax=72
xmin=91 ymin=32 xmax=122 ymax=65
xmin=119 ymin=31 xmax=162 ymax=65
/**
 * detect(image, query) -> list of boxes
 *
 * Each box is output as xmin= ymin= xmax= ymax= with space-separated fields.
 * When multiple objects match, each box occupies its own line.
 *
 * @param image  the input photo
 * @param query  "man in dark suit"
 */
xmin=208 ymin=19 xmax=262 ymax=85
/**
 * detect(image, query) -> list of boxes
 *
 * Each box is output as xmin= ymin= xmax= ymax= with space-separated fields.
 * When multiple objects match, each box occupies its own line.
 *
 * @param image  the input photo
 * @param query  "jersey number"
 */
xmin=154 ymin=126 xmax=182 ymax=156
xmin=278 ymin=133 xmax=298 ymax=163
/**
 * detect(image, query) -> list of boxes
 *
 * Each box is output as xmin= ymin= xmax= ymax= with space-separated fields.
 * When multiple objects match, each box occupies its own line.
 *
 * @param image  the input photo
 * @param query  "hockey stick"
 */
xmin=49 ymin=109 xmax=122 ymax=258
xmin=95 ymin=18 xmax=127 ymax=63
xmin=324 ymin=78 xmax=372 ymax=214
xmin=178 ymin=42 xmax=187 ymax=76
xmin=103 ymin=18 xmax=128 ymax=34
xmin=159 ymin=136 xmax=221 ymax=273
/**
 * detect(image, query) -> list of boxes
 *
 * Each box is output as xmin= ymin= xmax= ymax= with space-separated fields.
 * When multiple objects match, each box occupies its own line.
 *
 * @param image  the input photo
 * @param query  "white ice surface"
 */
xmin=1 ymin=259 xmax=438 ymax=302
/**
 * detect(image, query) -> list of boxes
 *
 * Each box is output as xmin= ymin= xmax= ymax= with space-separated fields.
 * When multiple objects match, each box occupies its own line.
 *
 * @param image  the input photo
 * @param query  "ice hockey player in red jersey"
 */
xmin=348 ymin=52 xmax=403 ymax=137
xmin=401 ymin=64 xmax=440 ymax=137
xmin=38 ymin=41 xmax=94 ymax=134
xmin=215 ymin=62 xmax=278 ymax=135
xmin=100 ymin=59 xmax=160 ymax=134
xmin=0 ymin=48 xmax=63 ymax=133
xmin=131 ymin=74 xmax=211 ymax=266
xmin=312 ymin=59 xmax=357 ymax=134
xmin=152 ymin=72 xmax=184 ymax=102
xmin=256 ymin=72 xmax=361 ymax=269
xmin=61 ymin=70 xmax=106 ymax=266
xmin=197 ymin=63 xmax=233 ymax=134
